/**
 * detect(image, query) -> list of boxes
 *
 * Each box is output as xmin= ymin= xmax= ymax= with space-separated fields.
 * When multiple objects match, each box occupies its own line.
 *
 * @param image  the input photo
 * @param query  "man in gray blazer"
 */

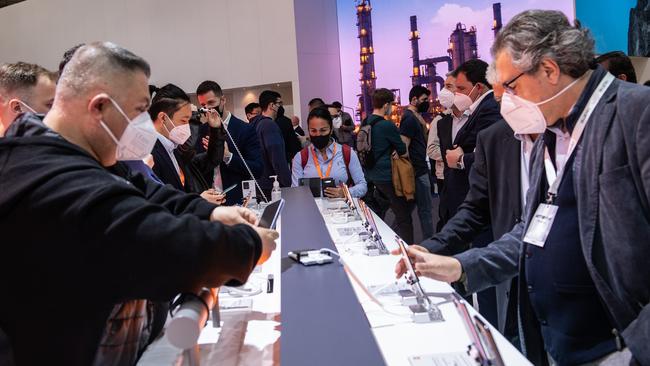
xmin=397 ymin=10 xmax=650 ymax=366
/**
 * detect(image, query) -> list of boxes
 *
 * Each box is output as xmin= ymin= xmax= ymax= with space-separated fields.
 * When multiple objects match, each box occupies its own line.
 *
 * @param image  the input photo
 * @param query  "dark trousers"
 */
xmin=436 ymin=178 xmax=446 ymax=232
xmin=374 ymin=182 xmax=415 ymax=244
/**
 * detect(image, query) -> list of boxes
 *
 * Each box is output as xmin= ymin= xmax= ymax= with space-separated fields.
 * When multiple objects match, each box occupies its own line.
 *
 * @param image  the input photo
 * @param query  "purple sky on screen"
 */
xmin=336 ymin=0 xmax=575 ymax=113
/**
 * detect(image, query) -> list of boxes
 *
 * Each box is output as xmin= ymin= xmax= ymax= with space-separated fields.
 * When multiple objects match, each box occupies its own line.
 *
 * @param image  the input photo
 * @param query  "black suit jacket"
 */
xmin=220 ymin=115 xmax=263 ymax=205
xmin=438 ymin=94 xmax=502 ymax=220
xmin=152 ymin=127 xmax=223 ymax=194
xmin=276 ymin=115 xmax=302 ymax=163
xmin=422 ymin=119 xmax=521 ymax=333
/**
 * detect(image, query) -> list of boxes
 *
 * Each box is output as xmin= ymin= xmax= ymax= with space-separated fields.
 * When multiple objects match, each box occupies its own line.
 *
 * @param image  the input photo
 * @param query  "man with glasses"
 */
xmin=396 ymin=10 xmax=650 ymax=365
xmin=249 ymin=90 xmax=291 ymax=199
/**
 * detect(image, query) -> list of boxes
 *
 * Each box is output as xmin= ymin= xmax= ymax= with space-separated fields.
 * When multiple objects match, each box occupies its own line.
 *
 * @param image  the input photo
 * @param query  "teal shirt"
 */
xmin=364 ymin=114 xmax=406 ymax=183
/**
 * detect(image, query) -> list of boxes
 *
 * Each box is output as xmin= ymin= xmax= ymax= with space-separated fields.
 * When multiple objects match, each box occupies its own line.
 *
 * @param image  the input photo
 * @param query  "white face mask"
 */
xmin=500 ymin=76 xmax=582 ymax=135
xmin=453 ymin=84 xmax=477 ymax=113
xmin=163 ymin=115 xmax=191 ymax=145
xmin=438 ymin=88 xmax=455 ymax=109
xmin=100 ymin=97 xmax=157 ymax=161
xmin=332 ymin=116 xmax=342 ymax=129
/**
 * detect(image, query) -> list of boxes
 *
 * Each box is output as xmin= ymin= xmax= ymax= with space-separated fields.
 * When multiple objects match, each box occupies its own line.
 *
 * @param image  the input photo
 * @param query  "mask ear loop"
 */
xmin=534 ymin=74 xmax=584 ymax=107
xmin=17 ymin=100 xmax=37 ymax=114
xmin=94 ymin=94 xmax=123 ymax=145
xmin=162 ymin=114 xmax=176 ymax=134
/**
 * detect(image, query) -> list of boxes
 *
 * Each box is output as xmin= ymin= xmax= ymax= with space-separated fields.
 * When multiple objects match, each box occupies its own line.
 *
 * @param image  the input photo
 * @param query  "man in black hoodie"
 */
xmin=0 ymin=42 xmax=277 ymax=366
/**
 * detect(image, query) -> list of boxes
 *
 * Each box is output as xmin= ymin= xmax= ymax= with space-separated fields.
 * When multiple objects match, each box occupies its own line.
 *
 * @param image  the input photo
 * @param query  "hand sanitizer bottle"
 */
xmin=270 ymin=175 xmax=281 ymax=202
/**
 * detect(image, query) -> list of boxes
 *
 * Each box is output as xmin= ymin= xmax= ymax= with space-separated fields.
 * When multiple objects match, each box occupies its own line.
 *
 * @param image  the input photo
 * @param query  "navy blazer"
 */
xmin=454 ymin=67 xmax=650 ymax=365
xmin=220 ymin=115 xmax=263 ymax=205
xmin=438 ymin=94 xmax=502 ymax=219
xmin=422 ymin=119 xmax=521 ymax=334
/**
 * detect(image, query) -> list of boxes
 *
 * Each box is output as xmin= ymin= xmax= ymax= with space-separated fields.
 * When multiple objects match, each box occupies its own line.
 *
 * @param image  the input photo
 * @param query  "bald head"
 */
xmin=46 ymin=42 xmax=152 ymax=167
xmin=57 ymin=42 xmax=150 ymax=102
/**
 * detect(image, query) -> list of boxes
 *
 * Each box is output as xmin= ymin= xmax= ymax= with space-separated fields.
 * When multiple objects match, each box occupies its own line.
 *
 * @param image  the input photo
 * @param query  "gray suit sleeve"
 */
xmin=453 ymin=221 xmax=523 ymax=295
xmin=624 ymin=94 xmax=650 ymax=366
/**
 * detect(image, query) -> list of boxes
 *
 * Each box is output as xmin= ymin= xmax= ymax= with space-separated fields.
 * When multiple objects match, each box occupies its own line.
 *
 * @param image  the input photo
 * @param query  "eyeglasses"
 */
xmin=503 ymin=72 xmax=525 ymax=94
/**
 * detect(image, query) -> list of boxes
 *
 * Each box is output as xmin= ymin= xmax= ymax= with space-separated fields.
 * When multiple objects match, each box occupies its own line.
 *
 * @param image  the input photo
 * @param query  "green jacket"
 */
xmin=364 ymin=114 xmax=406 ymax=183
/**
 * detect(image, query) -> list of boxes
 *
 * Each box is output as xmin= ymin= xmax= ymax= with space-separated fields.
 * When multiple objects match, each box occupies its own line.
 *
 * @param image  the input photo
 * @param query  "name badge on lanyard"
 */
xmin=522 ymin=72 xmax=614 ymax=248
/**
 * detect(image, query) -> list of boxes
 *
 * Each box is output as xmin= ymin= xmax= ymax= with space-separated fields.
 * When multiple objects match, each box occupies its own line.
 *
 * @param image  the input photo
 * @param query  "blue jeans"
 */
xmin=415 ymin=173 xmax=434 ymax=239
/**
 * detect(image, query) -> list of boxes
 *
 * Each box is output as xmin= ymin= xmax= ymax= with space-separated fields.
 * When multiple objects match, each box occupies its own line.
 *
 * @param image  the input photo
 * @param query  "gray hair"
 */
xmin=486 ymin=61 xmax=498 ymax=86
xmin=57 ymin=41 xmax=150 ymax=97
xmin=492 ymin=10 xmax=594 ymax=78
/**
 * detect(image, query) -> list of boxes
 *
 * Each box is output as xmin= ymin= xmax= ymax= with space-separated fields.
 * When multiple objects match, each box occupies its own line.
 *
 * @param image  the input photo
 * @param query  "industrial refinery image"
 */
xmin=336 ymin=0 xmax=575 ymax=124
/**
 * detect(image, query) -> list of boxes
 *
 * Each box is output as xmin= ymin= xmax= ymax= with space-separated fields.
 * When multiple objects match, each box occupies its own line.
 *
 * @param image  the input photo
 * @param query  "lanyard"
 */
xmin=312 ymin=144 xmax=337 ymax=178
xmin=543 ymin=72 xmax=614 ymax=203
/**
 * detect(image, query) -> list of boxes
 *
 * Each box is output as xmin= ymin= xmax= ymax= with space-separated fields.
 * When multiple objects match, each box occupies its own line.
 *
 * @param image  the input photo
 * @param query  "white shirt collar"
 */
xmin=468 ymin=90 xmax=493 ymax=114
xmin=156 ymin=132 xmax=176 ymax=153
xmin=221 ymin=111 xmax=232 ymax=128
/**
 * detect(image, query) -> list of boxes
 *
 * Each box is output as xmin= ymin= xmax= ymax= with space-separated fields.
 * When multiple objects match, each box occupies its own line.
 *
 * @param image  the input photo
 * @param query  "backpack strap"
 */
xmin=300 ymin=146 xmax=309 ymax=169
xmin=342 ymin=144 xmax=354 ymax=186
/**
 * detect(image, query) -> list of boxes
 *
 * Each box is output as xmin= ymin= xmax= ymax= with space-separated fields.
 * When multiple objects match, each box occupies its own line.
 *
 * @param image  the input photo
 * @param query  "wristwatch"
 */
xmin=456 ymin=154 xmax=464 ymax=169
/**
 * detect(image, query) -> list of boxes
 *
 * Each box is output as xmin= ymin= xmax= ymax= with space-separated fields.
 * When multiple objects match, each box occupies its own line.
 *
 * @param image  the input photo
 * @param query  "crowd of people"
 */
xmin=0 ymin=8 xmax=649 ymax=366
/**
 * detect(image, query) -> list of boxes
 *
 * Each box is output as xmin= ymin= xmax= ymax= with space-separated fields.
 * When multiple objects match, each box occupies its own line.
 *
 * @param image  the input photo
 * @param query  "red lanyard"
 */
xmin=311 ymin=144 xmax=336 ymax=178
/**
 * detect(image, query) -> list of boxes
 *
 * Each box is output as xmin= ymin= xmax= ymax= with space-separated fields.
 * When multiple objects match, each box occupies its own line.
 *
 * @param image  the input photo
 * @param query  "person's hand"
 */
xmin=446 ymin=146 xmax=464 ymax=169
xmin=391 ymin=244 xmax=429 ymax=278
xmin=223 ymin=143 xmax=231 ymax=161
xmin=202 ymin=136 xmax=210 ymax=150
xmin=201 ymin=189 xmax=226 ymax=205
xmin=210 ymin=205 xmax=258 ymax=225
xmin=391 ymin=151 xmax=400 ymax=160
xmin=392 ymin=245 xmax=463 ymax=283
xmin=324 ymin=187 xmax=344 ymax=198
xmin=253 ymin=226 xmax=279 ymax=265
xmin=298 ymin=135 xmax=308 ymax=147
xmin=143 ymin=154 xmax=155 ymax=168
xmin=206 ymin=109 xmax=222 ymax=128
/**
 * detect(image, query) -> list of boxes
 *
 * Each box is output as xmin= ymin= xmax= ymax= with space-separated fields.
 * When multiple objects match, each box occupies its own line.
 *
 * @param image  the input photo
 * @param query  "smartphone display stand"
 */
xmin=357 ymin=199 xmax=389 ymax=256
xmin=394 ymin=236 xmax=444 ymax=323
xmin=341 ymin=184 xmax=361 ymax=221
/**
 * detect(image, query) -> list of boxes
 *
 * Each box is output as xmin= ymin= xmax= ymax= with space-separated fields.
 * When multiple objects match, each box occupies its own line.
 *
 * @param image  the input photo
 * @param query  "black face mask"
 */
xmin=277 ymin=105 xmax=285 ymax=119
xmin=310 ymin=134 xmax=331 ymax=150
xmin=417 ymin=100 xmax=430 ymax=114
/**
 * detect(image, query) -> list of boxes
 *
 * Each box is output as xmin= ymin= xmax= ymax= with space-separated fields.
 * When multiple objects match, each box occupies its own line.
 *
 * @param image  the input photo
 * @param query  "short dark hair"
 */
xmin=452 ymin=59 xmax=491 ymax=89
xmin=408 ymin=85 xmax=431 ymax=102
xmin=259 ymin=90 xmax=281 ymax=111
xmin=595 ymin=51 xmax=637 ymax=84
xmin=307 ymin=106 xmax=333 ymax=130
xmin=645 ymin=80 xmax=650 ymax=87
xmin=331 ymin=101 xmax=342 ymax=109
xmin=148 ymin=83 xmax=191 ymax=120
xmin=245 ymin=102 xmax=260 ymax=115
xmin=0 ymin=62 xmax=55 ymax=95
xmin=196 ymin=80 xmax=223 ymax=97
xmin=372 ymin=88 xmax=394 ymax=109
xmin=308 ymin=98 xmax=325 ymax=108
xmin=59 ymin=43 xmax=85 ymax=75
